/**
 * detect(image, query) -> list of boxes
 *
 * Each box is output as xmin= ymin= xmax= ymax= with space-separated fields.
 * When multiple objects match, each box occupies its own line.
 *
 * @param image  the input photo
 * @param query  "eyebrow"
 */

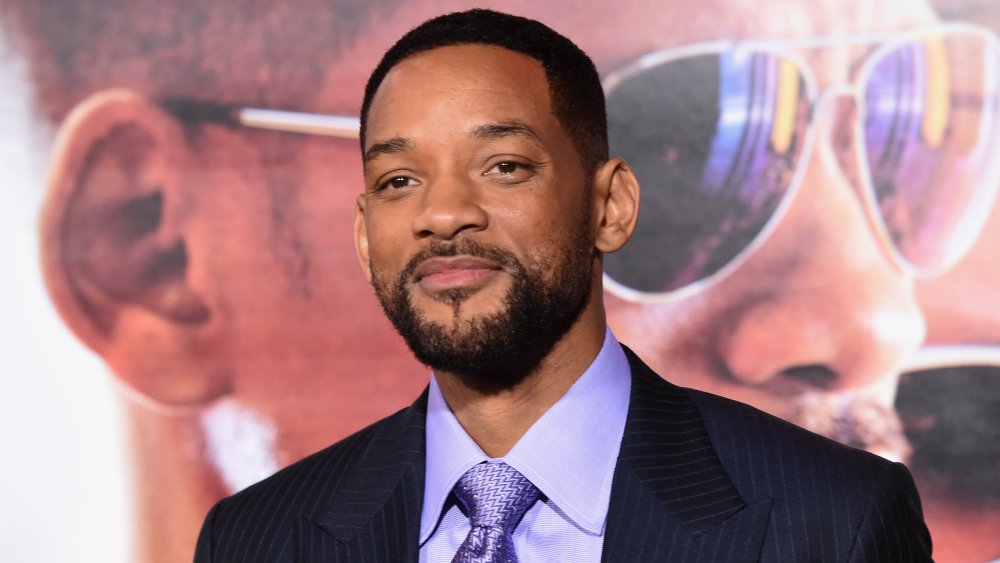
xmin=363 ymin=121 xmax=544 ymax=165
xmin=363 ymin=137 xmax=412 ymax=164
xmin=471 ymin=122 xmax=543 ymax=146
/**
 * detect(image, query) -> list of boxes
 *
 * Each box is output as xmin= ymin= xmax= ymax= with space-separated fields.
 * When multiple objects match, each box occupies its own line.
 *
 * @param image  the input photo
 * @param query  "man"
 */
xmin=194 ymin=9 xmax=932 ymax=562
xmin=1 ymin=0 xmax=989 ymax=561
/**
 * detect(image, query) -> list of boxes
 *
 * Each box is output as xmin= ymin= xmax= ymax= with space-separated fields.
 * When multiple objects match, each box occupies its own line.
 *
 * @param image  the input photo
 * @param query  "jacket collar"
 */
xmin=601 ymin=347 xmax=771 ymax=562
xmin=314 ymin=390 xmax=428 ymax=562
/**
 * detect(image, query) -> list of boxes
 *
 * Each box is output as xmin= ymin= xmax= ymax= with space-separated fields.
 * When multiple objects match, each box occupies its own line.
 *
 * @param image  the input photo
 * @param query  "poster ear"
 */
xmin=40 ymin=89 xmax=227 ymax=408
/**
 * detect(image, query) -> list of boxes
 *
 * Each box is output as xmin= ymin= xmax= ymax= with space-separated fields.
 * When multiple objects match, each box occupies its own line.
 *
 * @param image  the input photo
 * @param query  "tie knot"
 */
xmin=454 ymin=462 xmax=540 ymax=530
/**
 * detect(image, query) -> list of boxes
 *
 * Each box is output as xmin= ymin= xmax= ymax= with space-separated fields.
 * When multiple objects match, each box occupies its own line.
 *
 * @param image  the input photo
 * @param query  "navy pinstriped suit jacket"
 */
xmin=195 ymin=347 xmax=932 ymax=562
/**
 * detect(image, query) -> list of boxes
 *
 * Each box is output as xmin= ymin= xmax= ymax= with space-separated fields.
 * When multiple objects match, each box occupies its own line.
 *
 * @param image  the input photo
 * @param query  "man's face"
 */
xmin=356 ymin=44 xmax=596 ymax=386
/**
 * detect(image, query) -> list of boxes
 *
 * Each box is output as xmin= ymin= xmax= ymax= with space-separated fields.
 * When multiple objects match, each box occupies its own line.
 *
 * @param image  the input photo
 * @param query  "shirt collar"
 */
xmin=421 ymin=373 xmax=489 ymax=544
xmin=420 ymin=327 xmax=631 ymax=542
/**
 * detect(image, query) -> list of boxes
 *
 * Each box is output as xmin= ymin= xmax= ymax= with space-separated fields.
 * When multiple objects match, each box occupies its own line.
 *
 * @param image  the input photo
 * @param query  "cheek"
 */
xmin=604 ymin=292 xmax=717 ymax=364
xmin=604 ymin=291 xmax=802 ymax=419
xmin=360 ymin=208 xmax=412 ymax=283
xmin=917 ymin=261 xmax=1000 ymax=344
xmin=916 ymin=197 xmax=1000 ymax=344
xmin=289 ymin=144 xmax=372 ymax=272
xmin=186 ymin=151 xmax=277 ymax=320
xmin=210 ymin=146 xmax=380 ymax=326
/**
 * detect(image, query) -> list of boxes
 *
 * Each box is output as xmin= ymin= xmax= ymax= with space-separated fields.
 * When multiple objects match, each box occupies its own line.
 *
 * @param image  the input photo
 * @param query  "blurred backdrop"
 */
xmin=2 ymin=0 xmax=998 ymax=561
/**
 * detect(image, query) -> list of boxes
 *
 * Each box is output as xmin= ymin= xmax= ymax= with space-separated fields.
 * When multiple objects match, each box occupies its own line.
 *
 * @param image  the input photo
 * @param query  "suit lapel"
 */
xmin=313 ymin=391 xmax=428 ymax=563
xmin=602 ymin=348 xmax=772 ymax=563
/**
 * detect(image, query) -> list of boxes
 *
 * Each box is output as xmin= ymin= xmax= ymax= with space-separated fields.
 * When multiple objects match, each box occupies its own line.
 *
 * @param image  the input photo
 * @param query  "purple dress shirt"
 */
xmin=419 ymin=328 xmax=632 ymax=562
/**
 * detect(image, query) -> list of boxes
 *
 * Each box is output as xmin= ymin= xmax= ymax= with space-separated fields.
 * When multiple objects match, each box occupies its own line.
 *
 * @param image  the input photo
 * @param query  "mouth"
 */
xmin=412 ymin=256 xmax=503 ymax=293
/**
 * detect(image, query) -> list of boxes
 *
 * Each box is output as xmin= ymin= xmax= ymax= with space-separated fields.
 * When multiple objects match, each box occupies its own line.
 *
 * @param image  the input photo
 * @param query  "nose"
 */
xmin=411 ymin=173 xmax=489 ymax=240
xmin=717 ymin=111 xmax=927 ymax=394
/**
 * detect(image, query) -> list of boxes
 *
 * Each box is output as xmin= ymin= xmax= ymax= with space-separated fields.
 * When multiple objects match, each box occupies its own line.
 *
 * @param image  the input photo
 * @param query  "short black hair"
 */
xmin=359 ymin=8 xmax=608 ymax=171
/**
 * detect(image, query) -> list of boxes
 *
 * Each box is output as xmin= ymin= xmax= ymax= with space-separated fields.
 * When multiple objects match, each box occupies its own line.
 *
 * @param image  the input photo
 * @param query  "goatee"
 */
xmin=372 ymin=235 xmax=593 ymax=393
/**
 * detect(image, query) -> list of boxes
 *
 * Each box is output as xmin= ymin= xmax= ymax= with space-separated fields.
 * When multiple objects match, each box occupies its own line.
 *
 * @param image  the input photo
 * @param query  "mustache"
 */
xmin=788 ymin=392 xmax=912 ymax=463
xmin=400 ymin=239 xmax=523 ymax=282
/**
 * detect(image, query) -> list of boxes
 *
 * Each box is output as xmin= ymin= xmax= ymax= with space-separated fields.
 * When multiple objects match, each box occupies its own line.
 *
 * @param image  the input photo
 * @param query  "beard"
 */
xmin=371 ymin=227 xmax=594 ymax=392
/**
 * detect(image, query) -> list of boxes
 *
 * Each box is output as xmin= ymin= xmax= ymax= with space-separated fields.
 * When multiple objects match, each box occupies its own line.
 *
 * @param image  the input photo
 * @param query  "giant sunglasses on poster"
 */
xmin=232 ymin=22 xmax=1000 ymax=303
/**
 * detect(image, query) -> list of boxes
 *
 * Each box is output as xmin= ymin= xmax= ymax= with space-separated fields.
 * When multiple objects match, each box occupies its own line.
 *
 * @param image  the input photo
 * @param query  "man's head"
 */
xmin=353 ymin=10 xmax=638 ymax=390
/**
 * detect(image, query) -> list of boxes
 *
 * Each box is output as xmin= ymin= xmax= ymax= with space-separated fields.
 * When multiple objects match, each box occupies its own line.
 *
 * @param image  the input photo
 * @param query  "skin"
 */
xmin=30 ymin=0 xmax=993 ymax=561
xmin=918 ymin=208 xmax=1000 ymax=346
xmin=354 ymin=44 xmax=638 ymax=457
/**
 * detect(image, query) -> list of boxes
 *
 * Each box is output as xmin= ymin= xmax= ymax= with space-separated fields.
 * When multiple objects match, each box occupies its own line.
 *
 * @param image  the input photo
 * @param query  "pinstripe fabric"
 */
xmin=195 ymin=390 xmax=428 ymax=563
xmin=602 ymin=349 xmax=932 ymax=563
xmin=195 ymin=346 xmax=932 ymax=562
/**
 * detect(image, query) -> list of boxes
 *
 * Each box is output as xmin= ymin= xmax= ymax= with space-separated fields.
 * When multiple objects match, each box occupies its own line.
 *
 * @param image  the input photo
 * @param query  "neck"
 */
xmin=435 ymin=300 xmax=607 ymax=458
xmin=124 ymin=402 xmax=227 ymax=563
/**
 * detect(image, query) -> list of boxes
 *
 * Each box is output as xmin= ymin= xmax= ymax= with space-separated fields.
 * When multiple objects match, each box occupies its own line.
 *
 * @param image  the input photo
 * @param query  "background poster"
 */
xmin=2 ymin=0 xmax=998 ymax=561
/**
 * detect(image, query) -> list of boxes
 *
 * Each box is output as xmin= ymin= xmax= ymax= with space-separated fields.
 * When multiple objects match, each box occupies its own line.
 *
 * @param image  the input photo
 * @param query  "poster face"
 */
xmin=1 ymin=0 xmax=998 ymax=561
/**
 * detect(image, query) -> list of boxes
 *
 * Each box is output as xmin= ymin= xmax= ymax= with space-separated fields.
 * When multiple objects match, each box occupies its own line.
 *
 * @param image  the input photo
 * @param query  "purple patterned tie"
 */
xmin=452 ymin=462 xmax=541 ymax=563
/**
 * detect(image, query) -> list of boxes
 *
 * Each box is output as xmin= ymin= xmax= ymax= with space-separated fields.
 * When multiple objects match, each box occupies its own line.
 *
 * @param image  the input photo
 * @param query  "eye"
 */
xmin=483 ymin=160 xmax=534 ymax=182
xmin=379 ymin=175 xmax=416 ymax=191
xmin=490 ymin=161 xmax=521 ymax=174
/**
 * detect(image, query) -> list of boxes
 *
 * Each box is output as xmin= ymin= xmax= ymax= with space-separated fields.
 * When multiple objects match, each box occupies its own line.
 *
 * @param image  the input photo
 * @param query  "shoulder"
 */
xmin=623 ymin=345 xmax=905 ymax=494
xmin=624 ymin=348 xmax=931 ymax=560
xmin=688 ymin=388 xmax=931 ymax=560
xmin=687 ymin=385 xmax=894 ymax=479
xmin=194 ymin=396 xmax=426 ymax=561
xmin=210 ymin=415 xmax=383 ymax=517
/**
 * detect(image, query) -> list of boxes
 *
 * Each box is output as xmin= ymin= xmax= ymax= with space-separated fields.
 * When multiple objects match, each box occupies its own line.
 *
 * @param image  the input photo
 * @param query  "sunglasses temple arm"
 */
xmin=238 ymin=108 xmax=361 ymax=139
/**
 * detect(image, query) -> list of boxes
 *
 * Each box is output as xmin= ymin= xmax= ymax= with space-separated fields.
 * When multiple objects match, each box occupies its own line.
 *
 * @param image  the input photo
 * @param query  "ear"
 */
xmin=591 ymin=157 xmax=640 ymax=253
xmin=354 ymin=194 xmax=374 ymax=284
xmin=40 ymin=88 xmax=227 ymax=408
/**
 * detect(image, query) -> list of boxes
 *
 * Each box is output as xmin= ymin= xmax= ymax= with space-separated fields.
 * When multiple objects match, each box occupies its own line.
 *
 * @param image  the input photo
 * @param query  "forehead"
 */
xmin=364 ymin=44 xmax=553 ymax=146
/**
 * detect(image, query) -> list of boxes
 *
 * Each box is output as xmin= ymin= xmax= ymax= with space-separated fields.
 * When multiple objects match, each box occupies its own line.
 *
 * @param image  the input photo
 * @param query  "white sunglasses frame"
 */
xmin=602 ymin=21 xmax=1000 ymax=304
xmin=904 ymin=343 xmax=1000 ymax=373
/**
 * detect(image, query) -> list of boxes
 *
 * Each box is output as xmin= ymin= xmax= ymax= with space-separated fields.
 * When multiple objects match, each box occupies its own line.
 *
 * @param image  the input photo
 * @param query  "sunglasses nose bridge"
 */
xmin=805 ymin=85 xmax=907 ymax=271
xmin=814 ymin=84 xmax=857 ymax=112
xmin=812 ymin=86 xmax=864 ymax=186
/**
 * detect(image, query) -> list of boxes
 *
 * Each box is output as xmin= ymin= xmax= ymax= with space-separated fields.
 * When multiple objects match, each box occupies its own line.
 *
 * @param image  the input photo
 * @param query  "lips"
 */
xmin=413 ymin=256 xmax=503 ymax=293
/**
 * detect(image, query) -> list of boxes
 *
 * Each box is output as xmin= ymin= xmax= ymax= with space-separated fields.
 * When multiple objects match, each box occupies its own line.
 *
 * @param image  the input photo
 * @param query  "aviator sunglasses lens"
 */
xmin=862 ymin=30 xmax=1000 ymax=273
xmin=604 ymin=50 xmax=811 ymax=297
